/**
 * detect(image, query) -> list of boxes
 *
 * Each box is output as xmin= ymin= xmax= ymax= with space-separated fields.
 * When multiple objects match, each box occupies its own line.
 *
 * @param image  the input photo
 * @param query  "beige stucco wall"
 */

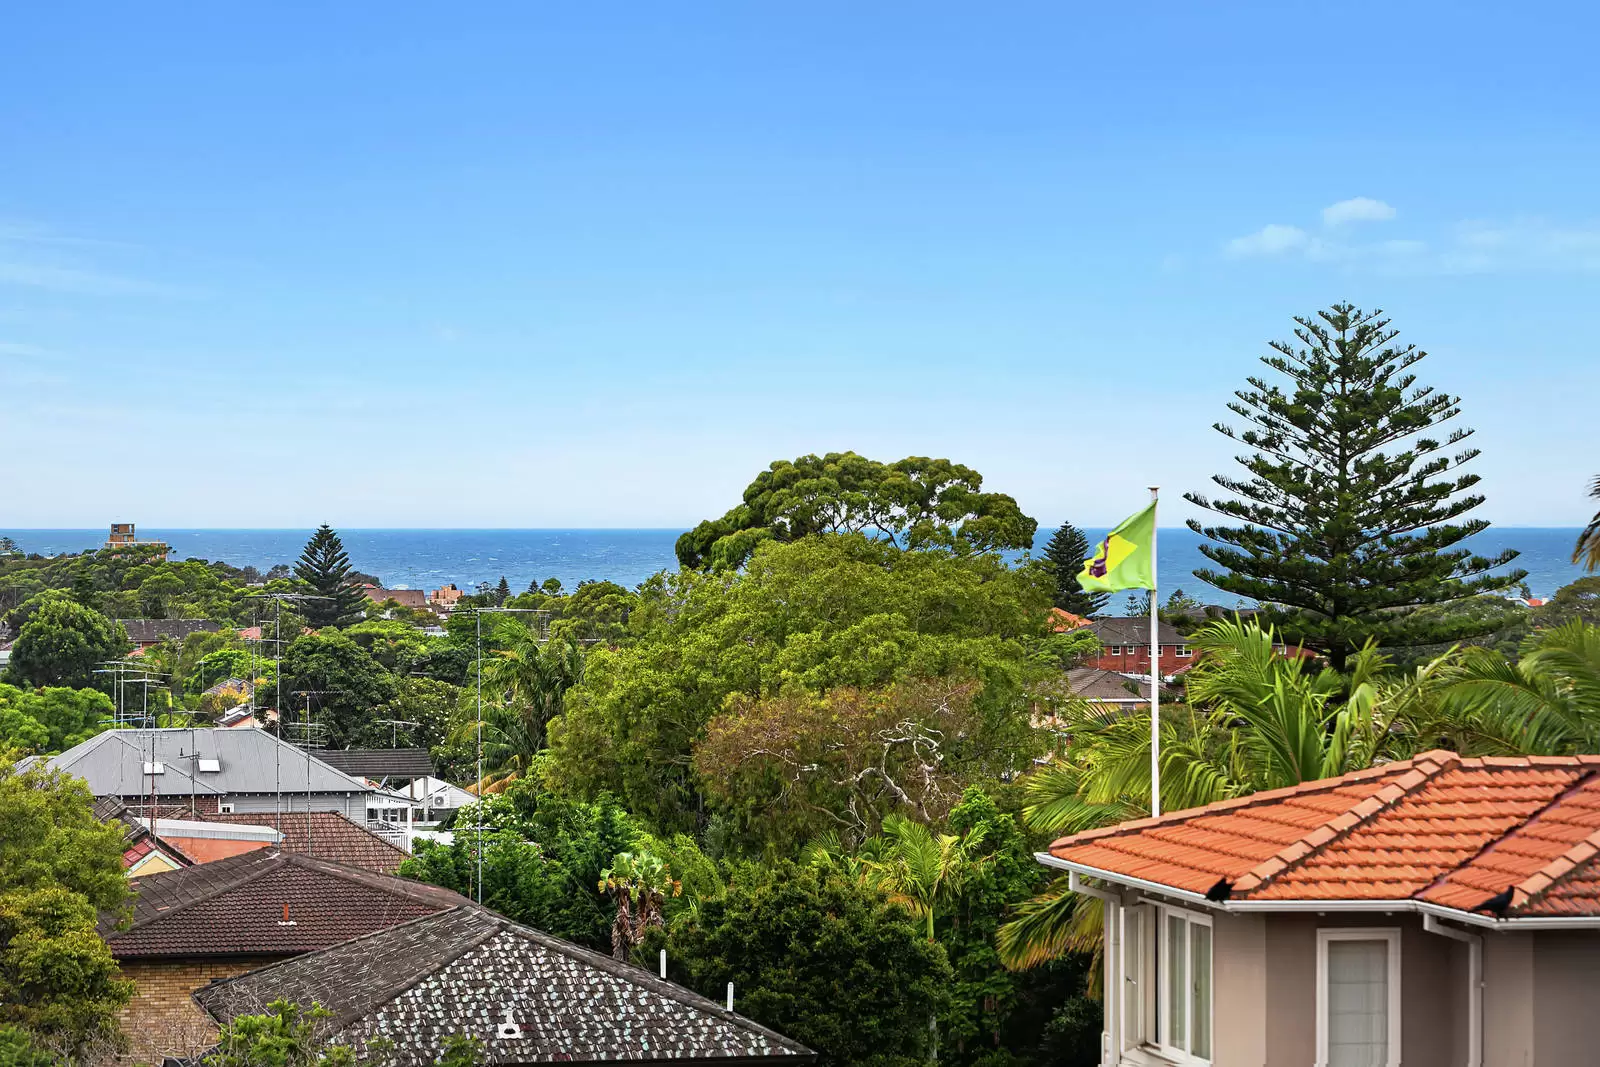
xmin=1253 ymin=913 xmax=1465 ymax=1067
xmin=1212 ymin=911 xmax=1267 ymax=1066
xmin=1531 ymin=930 xmax=1600 ymax=1067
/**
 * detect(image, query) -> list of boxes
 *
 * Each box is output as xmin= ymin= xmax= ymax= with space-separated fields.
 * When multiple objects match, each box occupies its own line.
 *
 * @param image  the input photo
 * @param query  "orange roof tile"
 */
xmin=1047 ymin=751 xmax=1600 ymax=918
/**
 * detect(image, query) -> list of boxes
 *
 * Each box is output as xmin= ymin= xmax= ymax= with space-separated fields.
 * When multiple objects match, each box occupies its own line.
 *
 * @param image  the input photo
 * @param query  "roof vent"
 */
xmin=496 ymin=1010 xmax=521 ymax=1039
xmin=143 ymin=762 xmax=165 ymax=775
xmin=197 ymin=758 xmax=221 ymax=773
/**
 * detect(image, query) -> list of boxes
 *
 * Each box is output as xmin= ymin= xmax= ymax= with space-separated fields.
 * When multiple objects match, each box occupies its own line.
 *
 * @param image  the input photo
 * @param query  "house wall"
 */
xmin=116 ymin=955 xmax=287 ymax=1065
xmin=1531 ymin=931 xmax=1600 ymax=1066
xmin=1084 ymin=646 xmax=1192 ymax=675
xmin=227 ymin=792 xmax=369 ymax=822
xmin=1212 ymin=911 xmax=1267 ymax=1066
xmin=1483 ymin=932 xmax=1534 ymax=1067
xmin=159 ymin=834 xmax=271 ymax=863
xmin=1257 ymin=913 xmax=1463 ymax=1067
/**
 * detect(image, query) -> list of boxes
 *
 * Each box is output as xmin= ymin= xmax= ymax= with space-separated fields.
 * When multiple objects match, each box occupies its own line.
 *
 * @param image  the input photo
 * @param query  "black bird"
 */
xmin=1474 ymin=886 xmax=1516 ymax=917
xmin=1205 ymin=877 xmax=1233 ymax=903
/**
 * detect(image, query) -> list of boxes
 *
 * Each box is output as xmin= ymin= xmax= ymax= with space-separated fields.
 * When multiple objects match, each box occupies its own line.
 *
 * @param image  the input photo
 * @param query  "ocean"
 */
xmin=1 ymin=526 xmax=1588 ymax=610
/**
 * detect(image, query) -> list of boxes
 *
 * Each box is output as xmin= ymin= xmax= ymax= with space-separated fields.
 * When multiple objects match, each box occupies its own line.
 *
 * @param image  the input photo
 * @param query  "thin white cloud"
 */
xmin=1224 ymin=224 xmax=1310 ymax=258
xmin=1322 ymin=197 xmax=1397 ymax=227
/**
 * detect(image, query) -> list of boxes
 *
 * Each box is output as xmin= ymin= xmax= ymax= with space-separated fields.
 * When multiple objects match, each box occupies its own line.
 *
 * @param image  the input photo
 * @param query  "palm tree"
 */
xmin=1422 ymin=621 xmax=1600 ymax=755
xmin=997 ymin=618 xmax=1418 ymax=971
xmin=1576 ymin=476 xmax=1600 ymax=571
xmin=598 ymin=851 xmax=680 ymax=962
xmin=864 ymin=815 xmax=990 ymax=942
xmin=452 ymin=618 xmax=584 ymax=791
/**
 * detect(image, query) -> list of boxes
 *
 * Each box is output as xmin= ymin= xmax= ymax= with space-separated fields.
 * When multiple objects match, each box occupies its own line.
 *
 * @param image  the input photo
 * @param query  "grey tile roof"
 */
xmin=38 ymin=728 xmax=375 ymax=799
xmin=1066 ymin=668 xmax=1156 ymax=703
xmin=119 ymin=619 xmax=222 ymax=644
xmin=1085 ymin=617 xmax=1187 ymax=647
xmin=316 ymin=748 xmax=436 ymax=779
xmin=195 ymin=907 xmax=815 ymax=1065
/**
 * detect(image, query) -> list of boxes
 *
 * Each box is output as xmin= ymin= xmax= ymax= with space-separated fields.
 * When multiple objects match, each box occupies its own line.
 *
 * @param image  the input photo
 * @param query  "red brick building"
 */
xmin=1076 ymin=617 xmax=1194 ymax=676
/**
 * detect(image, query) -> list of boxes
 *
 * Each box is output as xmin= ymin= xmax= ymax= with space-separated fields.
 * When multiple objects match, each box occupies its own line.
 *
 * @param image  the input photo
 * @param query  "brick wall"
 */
xmin=117 ymin=956 xmax=288 ymax=1065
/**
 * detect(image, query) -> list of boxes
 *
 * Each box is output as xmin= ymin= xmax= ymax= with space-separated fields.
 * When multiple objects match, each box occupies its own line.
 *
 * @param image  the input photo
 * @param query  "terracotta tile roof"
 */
xmin=192 ymin=811 xmax=409 ymax=873
xmin=195 ymin=907 xmax=814 ymax=1065
xmin=1047 ymin=750 xmax=1600 ymax=919
xmin=104 ymin=849 xmax=466 ymax=958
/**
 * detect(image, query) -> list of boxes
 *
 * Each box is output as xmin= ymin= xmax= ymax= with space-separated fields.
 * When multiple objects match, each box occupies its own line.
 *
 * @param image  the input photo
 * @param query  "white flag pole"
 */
xmin=1148 ymin=485 xmax=1160 ymax=818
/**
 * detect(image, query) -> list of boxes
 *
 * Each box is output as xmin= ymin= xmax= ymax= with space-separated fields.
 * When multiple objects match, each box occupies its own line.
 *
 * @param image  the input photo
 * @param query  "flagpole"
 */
xmin=1148 ymin=485 xmax=1160 ymax=818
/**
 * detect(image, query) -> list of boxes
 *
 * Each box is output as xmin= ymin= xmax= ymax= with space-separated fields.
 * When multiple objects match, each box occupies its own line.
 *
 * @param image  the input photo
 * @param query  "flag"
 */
xmin=1077 ymin=503 xmax=1156 ymax=592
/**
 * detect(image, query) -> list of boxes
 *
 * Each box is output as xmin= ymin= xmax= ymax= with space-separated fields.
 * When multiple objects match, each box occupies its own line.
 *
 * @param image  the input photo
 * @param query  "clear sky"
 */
xmin=3 ymin=3 xmax=1596 ymax=528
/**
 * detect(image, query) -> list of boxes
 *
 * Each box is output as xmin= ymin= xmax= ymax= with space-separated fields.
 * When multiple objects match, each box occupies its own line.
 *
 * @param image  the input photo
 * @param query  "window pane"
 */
xmin=1327 ymin=940 xmax=1388 ymax=1067
xmin=1191 ymin=924 xmax=1212 ymax=1059
xmin=1167 ymin=914 xmax=1187 ymax=1049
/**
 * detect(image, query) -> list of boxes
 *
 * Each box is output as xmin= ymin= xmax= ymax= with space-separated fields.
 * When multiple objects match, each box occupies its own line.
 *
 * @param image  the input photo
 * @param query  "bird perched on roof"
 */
xmin=1474 ymin=886 xmax=1516 ymax=918
xmin=1205 ymin=877 xmax=1233 ymax=903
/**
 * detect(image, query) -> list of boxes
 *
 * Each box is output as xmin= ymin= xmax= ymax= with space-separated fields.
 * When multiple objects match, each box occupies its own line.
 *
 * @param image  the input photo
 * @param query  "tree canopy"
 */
xmin=675 ymin=452 xmax=1037 ymax=571
xmin=4 ymin=599 xmax=128 ymax=690
xmin=292 ymin=526 xmax=368 ymax=628
xmin=1187 ymin=304 xmax=1524 ymax=668
xmin=0 ymin=759 xmax=132 ymax=1058
xmin=1040 ymin=522 xmax=1106 ymax=617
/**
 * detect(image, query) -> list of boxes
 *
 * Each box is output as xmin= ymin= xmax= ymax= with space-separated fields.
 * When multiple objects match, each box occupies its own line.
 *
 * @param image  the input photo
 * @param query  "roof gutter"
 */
xmin=1040 ymin=853 xmax=1600 ymax=930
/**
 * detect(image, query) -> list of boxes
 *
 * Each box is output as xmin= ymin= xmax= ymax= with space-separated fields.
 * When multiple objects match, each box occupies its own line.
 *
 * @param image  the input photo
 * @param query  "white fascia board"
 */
xmin=1036 ymin=852 xmax=1600 ymax=930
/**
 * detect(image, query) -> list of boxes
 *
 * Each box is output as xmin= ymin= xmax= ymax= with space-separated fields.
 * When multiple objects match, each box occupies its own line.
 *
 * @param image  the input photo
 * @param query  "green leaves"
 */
xmin=675 ymin=452 xmax=1037 ymax=572
xmin=1187 ymin=303 xmax=1525 ymax=667
xmin=4 ymin=599 xmax=128 ymax=691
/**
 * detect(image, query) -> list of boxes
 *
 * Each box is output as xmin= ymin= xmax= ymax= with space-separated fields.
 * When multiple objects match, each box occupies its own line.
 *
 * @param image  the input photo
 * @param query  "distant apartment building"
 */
xmin=105 ymin=521 xmax=170 ymax=560
xmin=362 ymin=585 xmax=429 ymax=610
xmin=428 ymin=583 xmax=464 ymax=611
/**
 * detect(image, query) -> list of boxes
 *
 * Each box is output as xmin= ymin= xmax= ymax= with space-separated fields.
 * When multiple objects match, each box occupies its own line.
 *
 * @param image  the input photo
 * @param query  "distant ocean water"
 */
xmin=1 ymin=527 xmax=1588 ymax=611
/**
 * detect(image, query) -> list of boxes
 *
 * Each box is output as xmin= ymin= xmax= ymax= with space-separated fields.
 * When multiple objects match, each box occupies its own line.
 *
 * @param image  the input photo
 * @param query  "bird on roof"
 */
xmin=1473 ymin=886 xmax=1516 ymax=918
xmin=1204 ymin=877 xmax=1233 ymax=903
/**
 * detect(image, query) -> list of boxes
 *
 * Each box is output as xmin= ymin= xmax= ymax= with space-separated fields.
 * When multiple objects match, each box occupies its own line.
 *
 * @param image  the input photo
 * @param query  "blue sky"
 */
xmin=3 ymin=2 xmax=1596 ymax=528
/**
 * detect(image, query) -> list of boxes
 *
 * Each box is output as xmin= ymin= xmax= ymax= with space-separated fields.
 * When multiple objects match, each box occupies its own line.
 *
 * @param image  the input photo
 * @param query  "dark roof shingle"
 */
xmin=105 ymin=850 xmax=466 ymax=958
xmin=316 ymin=749 xmax=436 ymax=779
xmin=196 ymin=908 xmax=814 ymax=1064
xmin=194 ymin=811 xmax=409 ymax=873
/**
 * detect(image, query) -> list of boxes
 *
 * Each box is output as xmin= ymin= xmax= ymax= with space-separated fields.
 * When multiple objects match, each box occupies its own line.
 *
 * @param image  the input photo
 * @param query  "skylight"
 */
xmin=197 ymin=758 xmax=221 ymax=773
xmin=143 ymin=762 xmax=166 ymax=775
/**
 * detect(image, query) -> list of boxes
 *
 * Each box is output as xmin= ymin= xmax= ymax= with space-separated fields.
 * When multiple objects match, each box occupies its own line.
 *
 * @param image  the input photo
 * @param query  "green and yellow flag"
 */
xmin=1077 ymin=503 xmax=1156 ymax=592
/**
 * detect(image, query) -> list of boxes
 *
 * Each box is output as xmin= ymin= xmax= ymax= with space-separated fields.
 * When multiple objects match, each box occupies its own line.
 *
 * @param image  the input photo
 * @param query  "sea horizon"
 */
xmin=3 ymin=526 xmax=1587 ymax=610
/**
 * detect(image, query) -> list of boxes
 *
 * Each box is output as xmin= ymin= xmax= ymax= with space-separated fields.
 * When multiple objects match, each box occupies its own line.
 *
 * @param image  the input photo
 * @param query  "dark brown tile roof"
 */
xmin=195 ymin=907 xmax=814 ymax=1065
xmin=104 ymin=850 xmax=466 ymax=959
xmin=119 ymin=619 xmax=222 ymax=645
xmin=95 ymin=797 xmax=196 ymax=868
xmin=194 ymin=811 xmax=409 ymax=873
xmin=315 ymin=748 xmax=436 ymax=779
xmin=1066 ymin=667 xmax=1156 ymax=703
xmin=1084 ymin=617 xmax=1186 ymax=648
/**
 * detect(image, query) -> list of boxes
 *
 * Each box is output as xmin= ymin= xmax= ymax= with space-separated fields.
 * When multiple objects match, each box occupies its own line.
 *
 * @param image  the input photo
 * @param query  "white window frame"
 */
xmin=1122 ymin=901 xmax=1213 ymax=1066
xmin=218 ymin=802 xmax=235 ymax=814
xmin=1315 ymin=928 xmax=1401 ymax=1067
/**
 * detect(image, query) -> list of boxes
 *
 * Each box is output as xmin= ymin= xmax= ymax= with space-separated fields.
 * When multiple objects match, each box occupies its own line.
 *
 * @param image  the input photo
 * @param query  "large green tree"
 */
xmin=653 ymin=862 xmax=952 ymax=1067
xmin=292 ymin=526 xmax=367 ymax=628
xmin=1040 ymin=522 xmax=1106 ymax=616
xmin=548 ymin=534 xmax=1052 ymax=833
xmin=4 ymin=600 xmax=129 ymax=690
xmin=1187 ymin=304 xmax=1524 ymax=668
xmin=0 ymin=760 xmax=132 ymax=1058
xmin=676 ymin=452 xmax=1037 ymax=571
xmin=0 ymin=684 xmax=113 ymax=754
xmin=278 ymin=632 xmax=398 ymax=746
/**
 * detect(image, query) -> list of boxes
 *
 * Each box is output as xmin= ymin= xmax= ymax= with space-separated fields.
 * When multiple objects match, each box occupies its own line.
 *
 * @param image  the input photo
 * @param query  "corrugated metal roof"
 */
xmin=41 ymin=728 xmax=374 ymax=798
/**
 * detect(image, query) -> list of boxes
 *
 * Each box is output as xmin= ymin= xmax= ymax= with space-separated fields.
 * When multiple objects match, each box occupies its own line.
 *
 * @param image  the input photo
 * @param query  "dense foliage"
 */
xmin=676 ymin=452 xmax=1037 ymax=571
xmin=1188 ymin=304 xmax=1525 ymax=667
xmin=293 ymin=526 xmax=369 ymax=628
xmin=1040 ymin=522 xmax=1106 ymax=617
xmin=0 ymin=759 xmax=132 ymax=1059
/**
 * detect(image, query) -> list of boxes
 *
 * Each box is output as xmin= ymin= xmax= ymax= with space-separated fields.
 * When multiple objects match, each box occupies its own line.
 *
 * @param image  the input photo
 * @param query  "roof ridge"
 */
xmin=1506 ymin=771 xmax=1600 ymax=913
xmin=495 ymin=922 xmax=815 ymax=1054
xmin=118 ymin=850 xmax=290 ymax=934
xmin=1047 ymin=750 xmax=1445 ymax=851
xmin=325 ymin=908 xmax=505 ymax=1030
xmin=1233 ymin=751 xmax=1460 ymax=896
